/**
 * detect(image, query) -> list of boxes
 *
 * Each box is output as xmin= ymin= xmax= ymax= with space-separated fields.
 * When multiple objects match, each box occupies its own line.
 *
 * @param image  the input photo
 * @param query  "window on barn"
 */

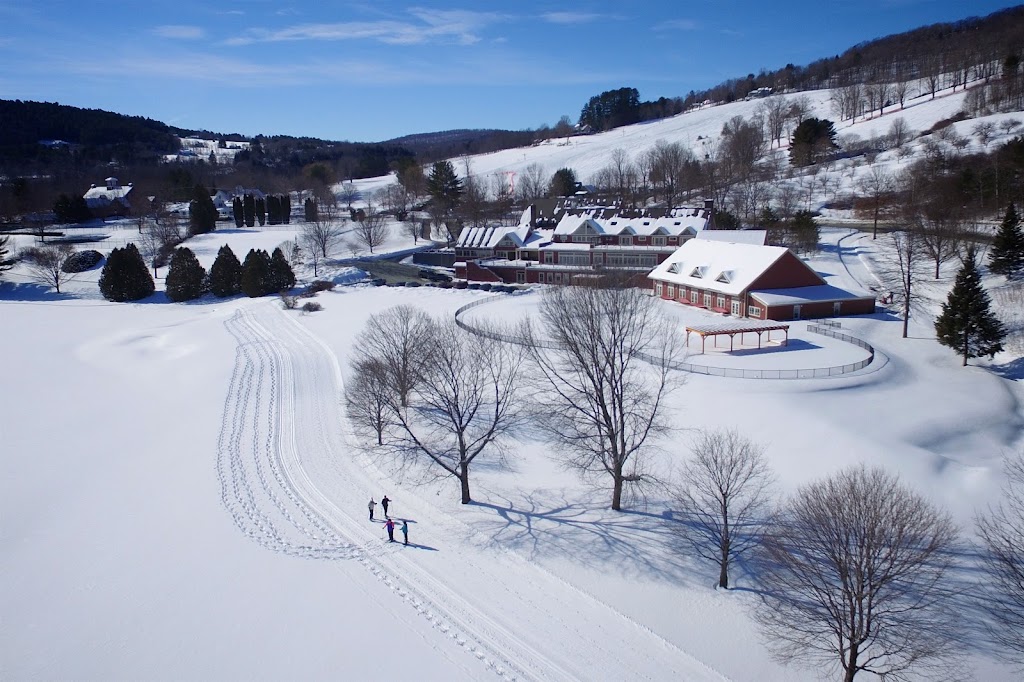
xmin=748 ymin=305 xmax=762 ymax=318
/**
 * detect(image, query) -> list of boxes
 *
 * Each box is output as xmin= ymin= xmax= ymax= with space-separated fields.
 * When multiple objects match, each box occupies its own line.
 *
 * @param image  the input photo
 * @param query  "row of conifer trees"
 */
xmin=231 ymin=194 xmax=292 ymax=228
xmin=98 ymin=243 xmax=294 ymax=302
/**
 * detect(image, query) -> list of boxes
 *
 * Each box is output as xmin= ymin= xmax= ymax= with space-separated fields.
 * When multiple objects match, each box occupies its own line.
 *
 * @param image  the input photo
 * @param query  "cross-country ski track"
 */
xmin=216 ymin=303 xmax=727 ymax=682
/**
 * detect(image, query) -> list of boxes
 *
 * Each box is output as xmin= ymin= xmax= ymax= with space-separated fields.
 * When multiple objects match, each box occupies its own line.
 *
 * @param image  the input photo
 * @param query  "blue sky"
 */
xmin=0 ymin=1 xmax=1018 ymax=142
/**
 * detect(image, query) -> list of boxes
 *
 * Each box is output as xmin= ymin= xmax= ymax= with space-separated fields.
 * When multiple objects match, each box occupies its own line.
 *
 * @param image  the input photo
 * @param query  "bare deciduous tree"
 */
xmin=649 ymin=139 xmax=693 ymax=208
xmin=378 ymin=184 xmax=411 ymax=221
xmin=352 ymin=201 xmax=390 ymax=254
xmin=976 ymin=452 xmax=1024 ymax=667
xmin=138 ymin=217 xmax=183 ymax=278
xmin=882 ymin=228 xmax=930 ymax=338
xmin=345 ymin=357 xmax=392 ymax=446
xmin=21 ymin=243 xmax=78 ymax=293
xmin=353 ymin=305 xmax=431 ymax=408
xmin=888 ymin=117 xmax=911 ymax=149
xmin=338 ymin=182 xmax=359 ymax=213
xmin=516 ymin=162 xmax=547 ymax=204
xmin=384 ymin=319 xmax=524 ymax=504
xmin=757 ymin=97 xmax=791 ymax=148
xmin=856 ymin=166 xmax=895 ymax=240
xmin=526 ymin=281 xmax=683 ymax=511
xmin=674 ymin=428 xmax=774 ymax=589
xmin=756 ymin=465 xmax=959 ymax=682
xmin=299 ymin=201 xmax=344 ymax=275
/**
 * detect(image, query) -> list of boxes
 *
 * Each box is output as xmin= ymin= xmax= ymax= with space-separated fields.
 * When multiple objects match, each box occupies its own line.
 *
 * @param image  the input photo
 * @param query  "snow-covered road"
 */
xmin=218 ymin=303 xmax=727 ymax=681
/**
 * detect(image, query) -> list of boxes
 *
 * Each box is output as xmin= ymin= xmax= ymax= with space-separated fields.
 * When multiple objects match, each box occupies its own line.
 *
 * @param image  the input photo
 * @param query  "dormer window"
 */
xmin=716 ymin=270 xmax=733 ymax=284
xmin=690 ymin=266 xmax=707 ymax=278
xmin=667 ymin=262 xmax=682 ymax=274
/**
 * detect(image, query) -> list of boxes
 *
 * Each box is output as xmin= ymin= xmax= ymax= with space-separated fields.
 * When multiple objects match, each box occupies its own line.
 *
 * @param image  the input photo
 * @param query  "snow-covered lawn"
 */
xmin=1 ymin=220 xmax=1021 ymax=680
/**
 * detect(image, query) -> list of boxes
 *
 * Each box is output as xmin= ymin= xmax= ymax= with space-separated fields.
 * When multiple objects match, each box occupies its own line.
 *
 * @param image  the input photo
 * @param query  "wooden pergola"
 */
xmin=685 ymin=320 xmax=791 ymax=353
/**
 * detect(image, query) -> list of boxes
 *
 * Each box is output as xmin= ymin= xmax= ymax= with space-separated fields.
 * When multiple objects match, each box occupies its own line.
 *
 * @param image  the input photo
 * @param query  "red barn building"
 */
xmin=648 ymin=238 xmax=875 ymax=321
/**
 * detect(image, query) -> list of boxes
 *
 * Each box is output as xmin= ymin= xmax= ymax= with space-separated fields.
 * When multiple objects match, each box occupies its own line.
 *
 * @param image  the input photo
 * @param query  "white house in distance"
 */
xmin=83 ymin=177 xmax=132 ymax=215
xmin=648 ymin=238 xmax=875 ymax=321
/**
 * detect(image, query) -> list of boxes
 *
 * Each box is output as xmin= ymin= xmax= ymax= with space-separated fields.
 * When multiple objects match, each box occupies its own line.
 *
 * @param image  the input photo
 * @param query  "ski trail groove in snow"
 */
xmin=217 ymin=307 xmax=576 ymax=681
xmin=218 ymin=305 xmax=727 ymax=682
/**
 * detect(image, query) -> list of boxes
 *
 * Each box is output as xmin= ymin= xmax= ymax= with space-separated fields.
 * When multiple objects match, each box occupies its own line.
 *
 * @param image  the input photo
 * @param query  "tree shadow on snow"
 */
xmin=469 ymin=491 xmax=708 ymax=588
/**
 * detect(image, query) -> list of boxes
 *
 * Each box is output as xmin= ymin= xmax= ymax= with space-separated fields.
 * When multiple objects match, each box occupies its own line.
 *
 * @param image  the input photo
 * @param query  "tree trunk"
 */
xmin=611 ymin=474 xmax=623 ymax=511
xmin=935 ymin=258 xmax=941 ymax=280
xmin=718 ymin=552 xmax=730 ymax=589
xmin=460 ymin=460 xmax=471 ymax=504
xmin=902 ymin=296 xmax=910 ymax=338
xmin=963 ymin=335 xmax=969 ymax=366
xmin=844 ymin=643 xmax=859 ymax=682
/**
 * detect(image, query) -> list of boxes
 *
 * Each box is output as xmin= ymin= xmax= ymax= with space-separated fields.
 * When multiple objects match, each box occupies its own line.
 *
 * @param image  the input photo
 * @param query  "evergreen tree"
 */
xmin=54 ymin=194 xmax=93 ymax=223
xmin=0 ymin=234 xmax=14 ymax=278
xmin=426 ymin=160 xmax=463 ymax=213
xmin=188 ymin=184 xmax=217 ymax=235
xmin=790 ymin=117 xmax=838 ymax=166
xmin=989 ymin=203 xmax=1024 ymax=278
xmin=243 ymin=193 xmax=256 ymax=228
xmin=549 ymin=167 xmax=579 ymax=197
xmin=99 ymin=243 xmax=155 ymax=302
xmin=165 ymin=247 xmax=206 ymax=302
xmin=232 ymin=196 xmax=244 ymax=228
xmin=209 ymin=244 xmax=242 ymax=297
xmin=267 ymin=195 xmax=280 ymax=225
xmin=269 ymin=247 xmax=296 ymax=292
xmin=788 ymin=210 xmax=820 ymax=254
xmin=935 ymin=248 xmax=1006 ymax=365
xmin=255 ymin=197 xmax=266 ymax=226
xmin=281 ymin=194 xmax=291 ymax=224
xmin=304 ymin=197 xmax=318 ymax=222
xmin=240 ymin=248 xmax=274 ymax=297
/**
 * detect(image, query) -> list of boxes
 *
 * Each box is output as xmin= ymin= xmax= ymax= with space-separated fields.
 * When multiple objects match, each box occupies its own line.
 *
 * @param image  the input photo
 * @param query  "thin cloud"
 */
xmin=654 ymin=19 xmax=698 ymax=31
xmin=541 ymin=12 xmax=608 ymax=25
xmin=152 ymin=25 xmax=205 ymax=40
xmin=228 ymin=8 xmax=509 ymax=47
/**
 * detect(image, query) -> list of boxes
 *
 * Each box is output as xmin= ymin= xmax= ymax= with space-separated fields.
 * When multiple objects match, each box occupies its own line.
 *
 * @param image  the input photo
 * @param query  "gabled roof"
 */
xmin=696 ymin=229 xmax=767 ymax=246
xmin=456 ymin=223 xmax=531 ymax=249
xmin=553 ymin=207 xmax=711 ymax=237
xmin=648 ymin=239 xmax=795 ymax=296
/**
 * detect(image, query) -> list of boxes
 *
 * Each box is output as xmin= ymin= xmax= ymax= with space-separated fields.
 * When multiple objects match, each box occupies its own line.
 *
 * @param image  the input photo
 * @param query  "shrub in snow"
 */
xmin=61 ymin=249 xmax=103 ymax=273
xmin=301 ymin=301 xmax=322 ymax=312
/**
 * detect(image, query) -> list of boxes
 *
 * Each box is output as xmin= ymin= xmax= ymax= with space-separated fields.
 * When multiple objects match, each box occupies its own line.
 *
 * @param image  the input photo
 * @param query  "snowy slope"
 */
xmin=3 ymin=77 xmax=1024 ymax=681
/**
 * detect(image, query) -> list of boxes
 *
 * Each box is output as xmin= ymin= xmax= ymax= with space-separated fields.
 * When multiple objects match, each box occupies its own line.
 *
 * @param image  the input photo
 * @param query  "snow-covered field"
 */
xmin=3 ymin=79 xmax=1024 ymax=680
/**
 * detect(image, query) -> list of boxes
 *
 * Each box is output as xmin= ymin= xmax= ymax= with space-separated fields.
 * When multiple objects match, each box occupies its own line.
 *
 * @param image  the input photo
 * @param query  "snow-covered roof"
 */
xmin=648 ymin=239 xmax=791 ymax=296
xmin=456 ymin=223 xmax=532 ymax=249
xmin=696 ymin=229 xmax=767 ymax=246
xmin=750 ymin=284 xmax=875 ymax=306
xmin=83 ymin=183 xmax=133 ymax=208
xmin=553 ymin=208 xmax=710 ymax=238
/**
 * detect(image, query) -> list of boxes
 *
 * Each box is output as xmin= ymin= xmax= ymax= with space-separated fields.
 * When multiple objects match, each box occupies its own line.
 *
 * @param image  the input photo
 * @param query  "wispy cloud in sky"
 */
xmin=654 ymin=19 xmax=698 ymax=31
xmin=540 ymin=12 xmax=610 ymax=25
xmin=152 ymin=25 xmax=205 ymax=40
xmin=228 ymin=8 xmax=509 ymax=46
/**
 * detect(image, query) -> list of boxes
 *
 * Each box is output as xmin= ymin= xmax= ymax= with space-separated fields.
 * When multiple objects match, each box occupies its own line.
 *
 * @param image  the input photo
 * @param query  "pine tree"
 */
xmin=304 ymin=197 xmax=317 ymax=222
xmin=243 ymin=193 xmax=256 ymax=228
xmin=99 ymin=243 xmax=155 ymax=302
xmin=989 ymin=203 xmax=1024 ymax=278
xmin=240 ymin=248 xmax=273 ymax=297
xmin=935 ymin=249 xmax=1006 ymax=365
xmin=209 ymin=244 xmax=242 ymax=297
xmin=165 ymin=247 xmax=207 ymax=302
xmin=188 ymin=184 xmax=218 ymax=235
xmin=427 ymin=160 xmax=463 ymax=213
xmin=269 ymin=247 xmax=296 ymax=292
xmin=232 ymin=196 xmax=244 ymax=228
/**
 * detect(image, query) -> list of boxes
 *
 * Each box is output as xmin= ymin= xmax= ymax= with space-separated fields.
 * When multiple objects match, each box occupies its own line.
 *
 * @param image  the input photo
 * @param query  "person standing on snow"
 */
xmin=400 ymin=520 xmax=409 ymax=546
xmin=381 ymin=495 xmax=391 ymax=517
xmin=385 ymin=518 xmax=396 ymax=542
xmin=368 ymin=498 xmax=376 ymax=521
